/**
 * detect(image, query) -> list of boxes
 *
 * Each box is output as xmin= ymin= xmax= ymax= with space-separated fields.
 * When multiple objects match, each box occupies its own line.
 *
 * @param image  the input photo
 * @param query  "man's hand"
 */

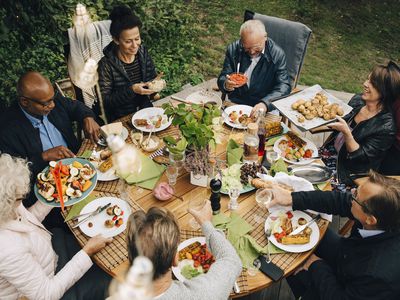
xmin=224 ymin=75 xmax=247 ymax=91
xmin=266 ymin=185 xmax=293 ymax=209
xmin=132 ymin=82 xmax=155 ymax=95
xmin=188 ymin=200 xmax=212 ymax=226
xmin=83 ymin=234 xmax=113 ymax=256
xmin=250 ymin=102 xmax=268 ymax=117
xmin=42 ymin=145 xmax=75 ymax=161
xmin=83 ymin=117 xmax=100 ymax=143
xmin=294 ymin=254 xmax=322 ymax=275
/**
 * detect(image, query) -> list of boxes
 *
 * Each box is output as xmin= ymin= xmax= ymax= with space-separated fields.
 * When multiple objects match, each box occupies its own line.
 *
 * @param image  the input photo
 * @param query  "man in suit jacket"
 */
xmin=268 ymin=171 xmax=400 ymax=300
xmin=0 ymin=71 xmax=100 ymax=210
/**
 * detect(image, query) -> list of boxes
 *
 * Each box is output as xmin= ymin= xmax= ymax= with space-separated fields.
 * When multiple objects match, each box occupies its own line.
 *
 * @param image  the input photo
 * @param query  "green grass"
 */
xmin=189 ymin=0 xmax=400 ymax=93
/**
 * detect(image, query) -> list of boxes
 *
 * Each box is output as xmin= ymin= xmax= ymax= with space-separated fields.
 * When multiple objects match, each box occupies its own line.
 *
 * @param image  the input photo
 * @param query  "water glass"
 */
xmin=267 ymin=151 xmax=279 ymax=164
xmin=188 ymin=195 xmax=207 ymax=230
xmin=254 ymin=189 xmax=273 ymax=223
xmin=246 ymin=259 xmax=261 ymax=276
xmin=166 ymin=165 xmax=178 ymax=186
xmin=169 ymin=151 xmax=185 ymax=174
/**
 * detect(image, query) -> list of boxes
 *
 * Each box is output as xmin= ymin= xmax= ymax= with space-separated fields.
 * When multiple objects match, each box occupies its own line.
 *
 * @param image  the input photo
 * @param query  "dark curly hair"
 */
xmin=109 ymin=5 xmax=142 ymax=39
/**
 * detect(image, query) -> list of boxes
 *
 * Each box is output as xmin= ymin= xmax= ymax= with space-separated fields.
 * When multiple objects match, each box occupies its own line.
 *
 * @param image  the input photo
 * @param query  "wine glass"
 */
xmin=254 ymin=188 xmax=273 ymax=224
xmin=228 ymin=187 xmax=240 ymax=210
xmin=188 ymin=195 xmax=207 ymax=230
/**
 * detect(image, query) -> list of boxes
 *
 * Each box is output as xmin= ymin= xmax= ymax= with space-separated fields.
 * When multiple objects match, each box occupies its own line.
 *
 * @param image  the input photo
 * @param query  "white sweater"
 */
xmin=0 ymin=202 xmax=93 ymax=300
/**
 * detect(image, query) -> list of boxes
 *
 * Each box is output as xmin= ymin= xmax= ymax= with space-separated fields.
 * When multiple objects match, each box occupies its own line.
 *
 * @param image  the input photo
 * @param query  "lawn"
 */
xmin=190 ymin=0 xmax=400 ymax=94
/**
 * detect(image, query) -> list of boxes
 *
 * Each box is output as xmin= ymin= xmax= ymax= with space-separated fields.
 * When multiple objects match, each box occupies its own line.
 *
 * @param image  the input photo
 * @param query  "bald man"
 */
xmin=0 ymin=71 xmax=100 ymax=203
xmin=218 ymin=19 xmax=291 ymax=116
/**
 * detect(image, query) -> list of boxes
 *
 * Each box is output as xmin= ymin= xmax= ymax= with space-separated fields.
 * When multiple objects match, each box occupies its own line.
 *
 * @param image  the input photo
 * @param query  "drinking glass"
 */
xmin=228 ymin=187 xmax=240 ymax=210
xmin=169 ymin=151 xmax=186 ymax=174
xmin=267 ymin=151 xmax=279 ymax=164
xmin=188 ymin=195 xmax=207 ymax=230
xmin=246 ymin=259 xmax=261 ymax=276
xmin=254 ymin=188 xmax=273 ymax=223
xmin=166 ymin=165 xmax=178 ymax=186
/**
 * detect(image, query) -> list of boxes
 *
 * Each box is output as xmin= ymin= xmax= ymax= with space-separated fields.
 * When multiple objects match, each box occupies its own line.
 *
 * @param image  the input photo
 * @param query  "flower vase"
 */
xmin=190 ymin=172 xmax=208 ymax=187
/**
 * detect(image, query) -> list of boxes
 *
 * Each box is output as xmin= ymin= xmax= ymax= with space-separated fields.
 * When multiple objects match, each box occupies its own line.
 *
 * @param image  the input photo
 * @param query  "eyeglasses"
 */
xmin=351 ymin=188 xmax=372 ymax=214
xmin=20 ymin=91 xmax=57 ymax=108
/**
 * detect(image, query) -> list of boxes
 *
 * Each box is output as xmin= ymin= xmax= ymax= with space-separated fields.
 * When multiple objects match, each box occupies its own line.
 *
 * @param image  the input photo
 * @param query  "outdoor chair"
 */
xmin=244 ymin=10 xmax=312 ymax=90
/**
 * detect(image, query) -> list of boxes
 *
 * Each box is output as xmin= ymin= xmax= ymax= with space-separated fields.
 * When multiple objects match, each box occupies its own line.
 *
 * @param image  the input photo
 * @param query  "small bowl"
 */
xmin=229 ymin=73 xmax=248 ymax=85
xmin=141 ymin=136 xmax=160 ymax=152
xmin=148 ymin=79 xmax=166 ymax=93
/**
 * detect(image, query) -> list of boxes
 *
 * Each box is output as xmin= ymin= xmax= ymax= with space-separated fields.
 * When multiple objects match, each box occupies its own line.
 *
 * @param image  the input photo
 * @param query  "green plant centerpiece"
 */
xmin=162 ymin=102 xmax=221 ymax=180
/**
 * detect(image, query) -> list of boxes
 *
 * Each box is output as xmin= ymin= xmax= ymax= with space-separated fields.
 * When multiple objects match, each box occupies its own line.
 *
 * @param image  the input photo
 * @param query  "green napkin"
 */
xmin=226 ymin=139 xmax=243 ymax=166
xmin=315 ymin=181 xmax=329 ymax=191
xmin=268 ymin=242 xmax=286 ymax=254
xmin=122 ymin=152 xmax=166 ymax=190
xmin=266 ymin=136 xmax=281 ymax=146
xmin=269 ymin=158 xmax=290 ymax=176
xmin=212 ymin=212 xmax=268 ymax=267
xmin=65 ymin=194 xmax=97 ymax=221
xmin=79 ymin=150 xmax=92 ymax=159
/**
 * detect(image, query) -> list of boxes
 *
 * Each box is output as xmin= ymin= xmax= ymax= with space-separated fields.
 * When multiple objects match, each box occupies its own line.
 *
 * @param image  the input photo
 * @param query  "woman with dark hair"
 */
xmin=378 ymin=61 xmax=400 ymax=175
xmin=98 ymin=5 xmax=157 ymax=121
xmin=320 ymin=61 xmax=397 ymax=187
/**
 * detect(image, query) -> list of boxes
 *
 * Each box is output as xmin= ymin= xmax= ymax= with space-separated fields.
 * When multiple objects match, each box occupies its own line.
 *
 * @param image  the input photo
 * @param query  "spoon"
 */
xmin=144 ymin=127 xmax=154 ymax=147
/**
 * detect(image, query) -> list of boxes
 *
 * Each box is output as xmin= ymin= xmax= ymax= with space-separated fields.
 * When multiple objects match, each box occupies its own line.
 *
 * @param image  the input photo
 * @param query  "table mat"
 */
xmin=61 ymin=191 xmax=144 ymax=272
xmin=241 ymin=205 xmax=328 ymax=272
xmin=180 ymin=229 xmax=249 ymax=296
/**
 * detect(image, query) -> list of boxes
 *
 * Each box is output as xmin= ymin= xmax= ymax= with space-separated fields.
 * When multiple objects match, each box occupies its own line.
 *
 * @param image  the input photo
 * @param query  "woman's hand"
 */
xmin=132 ymin=82 xmax=155 ymax=95
xmin=328 ymin=116 xmax=351 ymax=137
xmin=83 ymin=234 xmax=113 ymax=256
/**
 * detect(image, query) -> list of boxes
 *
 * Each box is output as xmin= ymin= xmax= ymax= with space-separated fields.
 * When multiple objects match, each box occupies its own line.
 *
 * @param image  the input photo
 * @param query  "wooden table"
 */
xmin=64 ymin=84 xmax=330 ymax=297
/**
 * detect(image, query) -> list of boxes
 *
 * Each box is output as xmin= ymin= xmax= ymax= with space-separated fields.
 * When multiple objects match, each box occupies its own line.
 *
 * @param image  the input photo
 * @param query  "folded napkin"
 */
xmin=122 ymin=152 xmax=166 ymax=190
xmin=79 ymin=150 xmax=92 ymax=159
xmin=226 ymin=139 xmax=243 ymax=166
xmin=65 ymin=193 xmax=97 ymax=221
xmin=212 ymin=212 xmax=268 ymax=267
xmin=266 ymin=136 xmax=281 ymax=146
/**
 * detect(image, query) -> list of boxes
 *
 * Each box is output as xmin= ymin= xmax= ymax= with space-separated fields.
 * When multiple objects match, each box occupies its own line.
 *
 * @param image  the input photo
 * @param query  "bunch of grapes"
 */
xmin=240 ymin=163 xmax=263 ymax=185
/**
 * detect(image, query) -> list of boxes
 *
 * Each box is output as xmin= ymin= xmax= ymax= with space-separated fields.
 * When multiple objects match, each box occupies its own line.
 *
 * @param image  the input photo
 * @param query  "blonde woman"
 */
xmin=126 ymin=205 xmax=242 ymax=300
xmin=0 ymin=154 xmax=112 ymax=300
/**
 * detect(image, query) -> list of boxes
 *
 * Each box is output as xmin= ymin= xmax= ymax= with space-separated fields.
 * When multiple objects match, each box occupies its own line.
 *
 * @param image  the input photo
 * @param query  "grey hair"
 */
xmin=240 ymin=19 xmax=267 ymax=37
xmin=0 ymin=154 xmax=31 ymax=223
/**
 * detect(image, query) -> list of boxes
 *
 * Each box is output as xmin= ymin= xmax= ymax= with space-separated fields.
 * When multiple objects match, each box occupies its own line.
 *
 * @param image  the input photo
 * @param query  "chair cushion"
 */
xmin=244 ymin=10 xmax=312 ymax=89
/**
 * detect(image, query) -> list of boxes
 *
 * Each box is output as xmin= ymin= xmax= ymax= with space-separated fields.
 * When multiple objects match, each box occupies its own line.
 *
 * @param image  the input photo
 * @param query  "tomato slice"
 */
xmin=286 ymin=211 xmax=294 ymax=219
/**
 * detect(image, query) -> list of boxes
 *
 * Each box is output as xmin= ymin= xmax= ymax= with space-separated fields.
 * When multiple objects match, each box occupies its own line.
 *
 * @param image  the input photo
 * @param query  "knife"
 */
xmin=72 ymin=203 xmax=112 ymax=228
xmin=233 ymin=281 xmax=240 ymax=294
xmin=289 ymin=214 xmax=321 ymax=236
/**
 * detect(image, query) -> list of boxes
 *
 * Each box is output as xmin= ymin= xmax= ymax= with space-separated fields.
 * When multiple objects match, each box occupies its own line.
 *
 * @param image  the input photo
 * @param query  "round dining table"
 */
xmin=63 ymin=98 xmax=331 ymax=297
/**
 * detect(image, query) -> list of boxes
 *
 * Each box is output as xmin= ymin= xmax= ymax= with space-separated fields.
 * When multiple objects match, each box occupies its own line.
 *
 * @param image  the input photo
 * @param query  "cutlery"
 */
xmin=144 ymin=127 xmax=154 ymax=147
xmin=233 ymin=280 xmax=240 ymax=294
xmin=72 ymin=203 xmax=112 ymax=228
xmin=265 ymin=227 xmax=272 ymax=263
xmin=289 ymin=214 xmax=321 ymax=236
xmin=149 ymin=147 xmax=165 ymax=159
xmin=296 ymin=156 xmax=321 ymax=162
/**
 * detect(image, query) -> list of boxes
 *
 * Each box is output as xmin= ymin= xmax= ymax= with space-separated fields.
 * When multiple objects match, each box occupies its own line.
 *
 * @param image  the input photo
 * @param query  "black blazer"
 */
xmin=292 ymin=190 xmax=400 ymax=300
xmin=0 ymin=94 xmax=94 ymax=177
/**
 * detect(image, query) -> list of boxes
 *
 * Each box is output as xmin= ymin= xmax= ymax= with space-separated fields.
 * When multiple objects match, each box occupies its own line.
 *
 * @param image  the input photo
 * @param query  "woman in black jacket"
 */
xmin=98 ymin=5 xmax=157 ymax=122
xmin=320 ymin=63 xmax=396 ymax=187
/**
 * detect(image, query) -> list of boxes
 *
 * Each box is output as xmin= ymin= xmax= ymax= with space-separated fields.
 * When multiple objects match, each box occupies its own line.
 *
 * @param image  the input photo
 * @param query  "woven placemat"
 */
xmin=180 ymin=229 xmax=249 ymax=296
xmin=242 ymin=205 xmax=329 ymax=272
xmin=61 ymin=191 xmax=144 ymax=272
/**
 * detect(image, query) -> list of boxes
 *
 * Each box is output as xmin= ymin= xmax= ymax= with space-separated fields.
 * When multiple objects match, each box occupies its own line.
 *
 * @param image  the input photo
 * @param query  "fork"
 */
xmin=149 ymin=147 xmax=165 ymax=159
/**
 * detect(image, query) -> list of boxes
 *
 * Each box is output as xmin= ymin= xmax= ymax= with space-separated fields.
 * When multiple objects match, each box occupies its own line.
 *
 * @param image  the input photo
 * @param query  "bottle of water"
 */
xmin=243 ymin=123 xmax=259 ymax=164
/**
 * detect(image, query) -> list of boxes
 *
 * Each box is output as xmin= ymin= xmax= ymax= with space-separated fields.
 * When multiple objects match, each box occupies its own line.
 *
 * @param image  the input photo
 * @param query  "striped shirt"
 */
xmin=122 ymin=58 xmax=142 ymax=83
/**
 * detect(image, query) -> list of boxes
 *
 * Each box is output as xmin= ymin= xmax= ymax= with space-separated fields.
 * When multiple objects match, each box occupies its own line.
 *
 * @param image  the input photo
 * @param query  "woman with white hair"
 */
xmin=0 ymin=154 xmax=112 ymax=300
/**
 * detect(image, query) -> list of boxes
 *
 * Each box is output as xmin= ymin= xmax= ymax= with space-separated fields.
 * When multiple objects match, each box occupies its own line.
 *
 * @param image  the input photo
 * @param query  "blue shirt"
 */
xmin=20 ymin=106 xmax=68 ymax=151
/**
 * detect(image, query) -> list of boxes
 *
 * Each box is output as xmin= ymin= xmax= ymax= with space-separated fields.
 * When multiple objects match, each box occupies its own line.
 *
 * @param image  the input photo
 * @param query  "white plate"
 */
xmin=223 ymin=105 xmax=253 ymax=129
xmin=90 ymin=150 xmax=118 ymax=181
xmin=78 ymin=197 xmax=132 ymax=238
xmin=172 ymin=237 xmax=206 ymax=282
xmin=97 ymin=126 xmax=129 ymax=147
xmin=131 ymin=107 xmax=172 ymax=133
xmin=272 ymin=84 xmax=353 ymax=131
xmin=265 ymin=210 xmax=319 ymax=253
xmin=273 ymin=135 xmax=318 ymax=165
xmin=185 ymin=90 xmax=222 ymax=107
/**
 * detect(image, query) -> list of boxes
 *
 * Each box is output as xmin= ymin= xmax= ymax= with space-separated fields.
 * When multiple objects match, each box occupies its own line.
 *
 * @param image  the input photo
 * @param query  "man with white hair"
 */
xmin=218 ymin=19 xmax=291 ymax=115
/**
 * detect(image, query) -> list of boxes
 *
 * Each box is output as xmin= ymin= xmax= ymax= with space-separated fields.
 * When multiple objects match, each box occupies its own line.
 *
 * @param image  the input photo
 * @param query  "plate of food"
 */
xmin=273 ymin=132 xmax=318 ymax=165
xmin=223 ymin=105 xmax=254 ymax=129
xmin=34 ymin=158 xmax=97 ymax=207
xmin=77 ymin=196 xmax=132 ymax=238
xmin=131 ymin=107 xmax=171 ymax=133
xmin=172 ymin=237 xmax=215 ymax=282
xmin=272 ymin=84 xmax=353 ymax=131
xmin=98 ymin=122 xmax=129 ymax=147
xmin=90 ymin=149 xmax=118 ymax=181
xmin=265 ymin=210 xmax=319 ymax=253
xmin=220 ymin=163 xmax=265 ymax=194
xmin=185 ymin=90 xmax=222 ymax=107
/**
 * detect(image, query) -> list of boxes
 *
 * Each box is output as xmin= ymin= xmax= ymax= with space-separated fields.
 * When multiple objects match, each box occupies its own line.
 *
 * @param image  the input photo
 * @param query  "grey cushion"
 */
xmin=244 ymin=10 xmax=312 ymax=89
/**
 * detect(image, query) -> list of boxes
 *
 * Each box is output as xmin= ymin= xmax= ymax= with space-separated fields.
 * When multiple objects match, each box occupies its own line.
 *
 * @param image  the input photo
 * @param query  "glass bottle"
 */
xmin=257 ymin=108 xmax=266 ymax=158
xmin=243 ymin=122 xmax=260 ymax=164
